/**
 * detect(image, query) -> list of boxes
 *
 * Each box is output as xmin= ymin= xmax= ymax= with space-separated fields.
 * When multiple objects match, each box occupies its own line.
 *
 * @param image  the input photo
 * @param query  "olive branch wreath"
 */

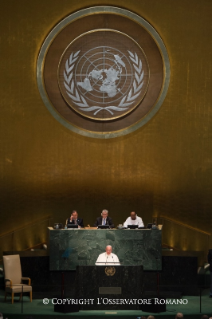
xmin=63 ymin=50 xmax=144 ymax=116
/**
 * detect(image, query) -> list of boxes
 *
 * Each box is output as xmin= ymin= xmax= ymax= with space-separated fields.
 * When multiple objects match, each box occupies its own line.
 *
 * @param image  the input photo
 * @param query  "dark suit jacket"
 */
xmin=208 ymin=249 xmax=212 ymax=271
xmin=67 ymin=217 xmax=84 ymax=228
xmin=94 ymin=216 xmax=114 ymax=228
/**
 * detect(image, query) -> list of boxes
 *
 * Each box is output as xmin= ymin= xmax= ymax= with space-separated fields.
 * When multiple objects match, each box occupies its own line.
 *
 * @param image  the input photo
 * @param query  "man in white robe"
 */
xmin=123 ymin=211 xmax=144 ymax=228
xmin=95 ymin=245 xmax=120 ymax=265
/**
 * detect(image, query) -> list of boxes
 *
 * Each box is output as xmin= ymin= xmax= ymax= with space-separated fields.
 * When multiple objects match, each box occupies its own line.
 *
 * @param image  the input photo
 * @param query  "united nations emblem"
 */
xmin=105 ymin=266 xmax=116 ymax=276
xmin=58 ymin=30 xmax=149 ymax=121
xmin=37 ymin=6 xmax=170 ymax=138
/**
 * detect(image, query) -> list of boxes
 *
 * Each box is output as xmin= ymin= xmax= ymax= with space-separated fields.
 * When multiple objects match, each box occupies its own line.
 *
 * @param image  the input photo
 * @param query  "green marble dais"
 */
xmin=49 ymin=229 xmax=162 ymax=271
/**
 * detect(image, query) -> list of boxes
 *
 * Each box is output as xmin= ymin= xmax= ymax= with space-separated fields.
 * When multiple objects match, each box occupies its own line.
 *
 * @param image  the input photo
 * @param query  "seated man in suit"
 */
xmin=67 ymin=210 xmax=84 ymax=228
xmin=95 ymin=245 xmax=120 ymax=265
xmin=94 ymin=209 xmax=114 ymax=228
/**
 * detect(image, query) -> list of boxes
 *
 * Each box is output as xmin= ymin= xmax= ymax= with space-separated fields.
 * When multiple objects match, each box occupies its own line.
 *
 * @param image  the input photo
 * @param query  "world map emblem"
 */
xmin=38 ymin=6 xmax=170 ymax=138
xmin=58 ymin=30 xmax=150 ymax=121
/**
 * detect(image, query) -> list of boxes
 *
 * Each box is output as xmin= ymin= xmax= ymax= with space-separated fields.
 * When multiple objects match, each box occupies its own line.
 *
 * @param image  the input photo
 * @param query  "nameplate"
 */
xmin=99 ymin=287 xmax=122 ymax=294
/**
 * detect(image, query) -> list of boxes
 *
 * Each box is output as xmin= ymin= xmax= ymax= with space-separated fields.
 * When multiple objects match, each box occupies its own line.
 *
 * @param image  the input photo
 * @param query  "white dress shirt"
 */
xmin=95 ymin=252 xmax=120 ymax=265
xmin=123 ymin=215 xmax=144 ymax=227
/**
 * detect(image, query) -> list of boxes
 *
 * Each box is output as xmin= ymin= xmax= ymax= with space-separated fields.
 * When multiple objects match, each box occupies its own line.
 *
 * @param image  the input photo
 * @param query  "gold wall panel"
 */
xmin=0 ymin=219 xmax=50 ymax=258
xmin=0 ymin=0 xmax=212 ymax=257
xmin=158 ymin=217 xmax=210 ymax=259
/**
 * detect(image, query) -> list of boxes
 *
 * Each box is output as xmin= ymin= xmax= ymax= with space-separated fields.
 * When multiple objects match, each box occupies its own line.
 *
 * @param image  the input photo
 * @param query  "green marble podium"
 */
xmin=48 ymin=228 xmax=162 ymax=271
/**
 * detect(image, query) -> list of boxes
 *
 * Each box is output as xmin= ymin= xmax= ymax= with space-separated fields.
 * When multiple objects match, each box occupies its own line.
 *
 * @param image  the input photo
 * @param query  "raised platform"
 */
xmin=0 ymin=290 xmax=211 ymax=319
xmin=0 ymin=252 xmax=210 ymax=317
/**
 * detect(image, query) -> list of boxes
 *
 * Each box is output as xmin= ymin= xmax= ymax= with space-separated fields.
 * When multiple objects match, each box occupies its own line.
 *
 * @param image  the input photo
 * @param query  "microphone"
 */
xmin=105 ymin=255 xmax=108 ymax=265
xmin=106 ymin=218 xmax=111 ymax=229
xmin=111 ymin=254 xmax=119 ymax=264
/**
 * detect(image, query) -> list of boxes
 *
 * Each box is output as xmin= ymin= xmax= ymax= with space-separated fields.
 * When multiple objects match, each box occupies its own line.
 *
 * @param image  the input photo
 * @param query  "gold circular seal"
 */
xmin=37 ymin=6 xmax=170 ymax=138
xmin=105 ymin=266 xmax=116 ymax=276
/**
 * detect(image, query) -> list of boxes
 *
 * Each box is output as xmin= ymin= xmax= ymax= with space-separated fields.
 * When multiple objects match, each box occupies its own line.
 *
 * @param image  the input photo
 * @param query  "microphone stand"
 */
xmin=106 ymin=219 xmax=110 ymax=229
xmin=105 ymin=255 xmax=108 ymax=265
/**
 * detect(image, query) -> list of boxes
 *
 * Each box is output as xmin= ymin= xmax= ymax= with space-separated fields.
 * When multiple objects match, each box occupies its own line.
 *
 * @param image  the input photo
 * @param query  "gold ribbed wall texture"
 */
xmin=1 ymin=0 xmax=212 ymax=255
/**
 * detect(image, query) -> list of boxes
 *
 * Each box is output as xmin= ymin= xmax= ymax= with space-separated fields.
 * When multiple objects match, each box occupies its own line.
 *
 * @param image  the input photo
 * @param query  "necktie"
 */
xmin=103 ymin=218 xmax=106 ymax=225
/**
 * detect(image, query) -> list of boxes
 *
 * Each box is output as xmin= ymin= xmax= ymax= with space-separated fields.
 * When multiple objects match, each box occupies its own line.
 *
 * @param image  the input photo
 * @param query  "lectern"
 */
xmin=75 ymin=265 xmax=143 ymax=310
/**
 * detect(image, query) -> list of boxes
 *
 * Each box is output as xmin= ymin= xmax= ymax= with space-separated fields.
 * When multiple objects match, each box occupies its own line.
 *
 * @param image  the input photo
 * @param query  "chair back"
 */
xmin=3 ymin=254 xmax=22 ymax=285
